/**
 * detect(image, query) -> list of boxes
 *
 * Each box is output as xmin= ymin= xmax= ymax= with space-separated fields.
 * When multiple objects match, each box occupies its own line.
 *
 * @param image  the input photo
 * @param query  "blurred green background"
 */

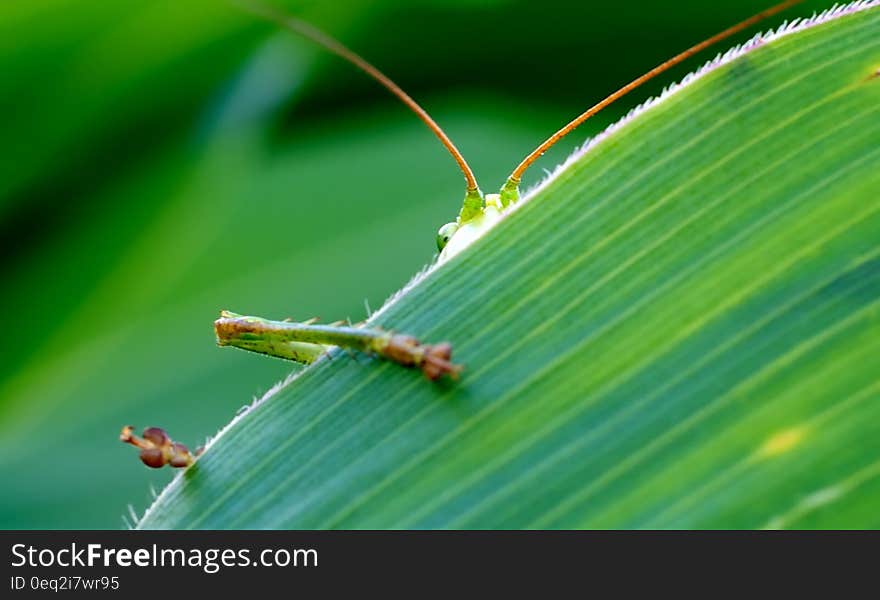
xmin=0 ymin=0 xmax=831 ymax=529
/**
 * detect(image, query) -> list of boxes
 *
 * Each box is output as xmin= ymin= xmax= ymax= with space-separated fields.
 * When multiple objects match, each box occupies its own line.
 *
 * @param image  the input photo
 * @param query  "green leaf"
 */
xmin=140 ymin=4 xmax=880 ymax=529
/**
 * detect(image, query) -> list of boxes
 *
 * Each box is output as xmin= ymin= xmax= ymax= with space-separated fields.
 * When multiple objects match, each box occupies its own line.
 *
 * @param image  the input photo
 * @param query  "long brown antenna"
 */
xmin=502 ymin=0 xmax=803 ymax=200
xmin=234 ymin=0 xmax=481 ymax=194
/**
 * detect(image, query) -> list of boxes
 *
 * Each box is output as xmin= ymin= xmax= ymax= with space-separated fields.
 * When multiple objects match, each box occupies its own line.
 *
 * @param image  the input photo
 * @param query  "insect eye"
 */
xmin=436 ymin=222 xmax=459 ymax=251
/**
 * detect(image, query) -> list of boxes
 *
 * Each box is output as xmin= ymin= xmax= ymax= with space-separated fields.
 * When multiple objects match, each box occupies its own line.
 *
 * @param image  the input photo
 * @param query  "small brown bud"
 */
xmin=169 ymin=443 xmax=194 ymax=468
xmin=142 ymin=427 xmax=170 ymax=446
xmin=139 ymin=448 xmax=166 ymax=469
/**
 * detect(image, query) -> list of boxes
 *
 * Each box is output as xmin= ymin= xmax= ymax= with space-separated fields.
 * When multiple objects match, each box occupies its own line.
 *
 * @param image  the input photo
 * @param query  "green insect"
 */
xmin=237 ymin=0 xmax=803 ymax=259
xmin=210 ymin=0 xmax=804 ymax=374
xmin=122 ymin=0 xmax=807 ymax=468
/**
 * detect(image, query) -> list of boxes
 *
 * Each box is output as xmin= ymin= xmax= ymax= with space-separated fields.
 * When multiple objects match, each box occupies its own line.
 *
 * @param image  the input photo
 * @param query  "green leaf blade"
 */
xmin=141 ymin=4 xmax=880 ymax=529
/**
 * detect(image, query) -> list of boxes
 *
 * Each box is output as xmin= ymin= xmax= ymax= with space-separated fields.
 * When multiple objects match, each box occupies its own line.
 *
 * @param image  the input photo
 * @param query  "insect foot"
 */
xmin=379 ymin=335 xmax=462 ymax=381
xmin=120 ymin=425 xmax=200 ymax=469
